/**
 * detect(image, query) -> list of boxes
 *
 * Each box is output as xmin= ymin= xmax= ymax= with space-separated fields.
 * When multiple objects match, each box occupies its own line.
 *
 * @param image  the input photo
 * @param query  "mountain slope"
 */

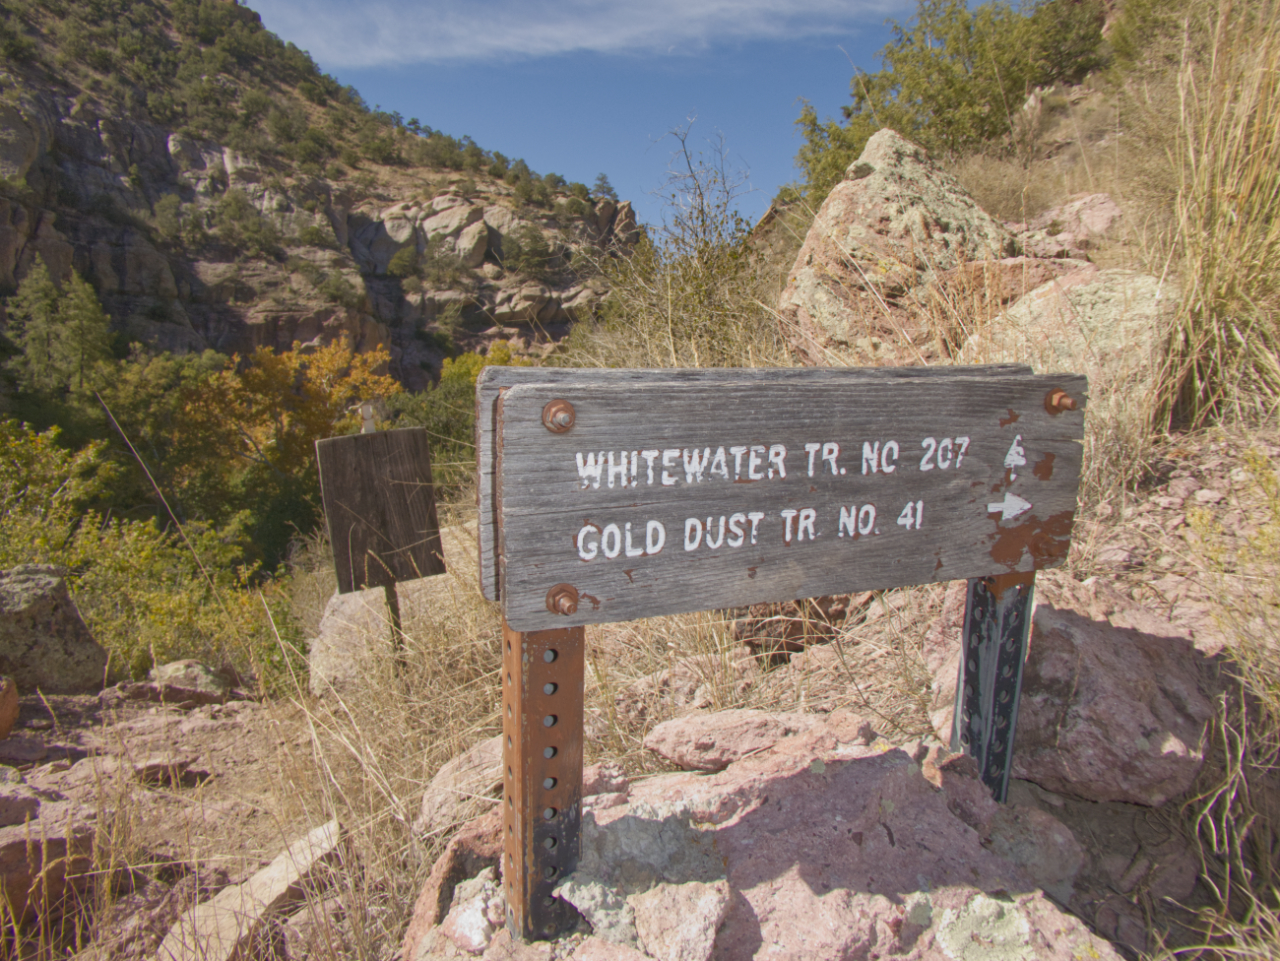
xmin=0 ymin=0 xmax=639 ymax=389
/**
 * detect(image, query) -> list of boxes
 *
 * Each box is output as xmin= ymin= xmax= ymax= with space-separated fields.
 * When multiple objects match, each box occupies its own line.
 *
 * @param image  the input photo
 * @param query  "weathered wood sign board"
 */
xmin=493 ymin=372 xmax=1086 ymax=632
xmin=315 ymin=427 xmax=445 ymax=593
xmin=475 ymin=364 xmax=1037 ymax=601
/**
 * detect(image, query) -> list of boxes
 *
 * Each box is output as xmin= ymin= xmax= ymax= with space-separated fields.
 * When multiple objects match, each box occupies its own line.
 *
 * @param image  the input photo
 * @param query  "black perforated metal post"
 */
xmin=951 ymin=572 xmax=1035 ymax=803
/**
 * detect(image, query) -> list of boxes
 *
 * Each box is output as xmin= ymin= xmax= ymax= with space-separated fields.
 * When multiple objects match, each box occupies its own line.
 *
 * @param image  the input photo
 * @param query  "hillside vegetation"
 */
xmin=0 ymin=0 xmax=638 ymax=580
xmin=4 ymin=0 xmax=1280 ymax=957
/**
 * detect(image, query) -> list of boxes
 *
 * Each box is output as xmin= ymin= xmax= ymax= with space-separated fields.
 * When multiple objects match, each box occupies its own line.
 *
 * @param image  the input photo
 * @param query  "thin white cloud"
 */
xmin=249 ymin=0 xmax=899 ymax=68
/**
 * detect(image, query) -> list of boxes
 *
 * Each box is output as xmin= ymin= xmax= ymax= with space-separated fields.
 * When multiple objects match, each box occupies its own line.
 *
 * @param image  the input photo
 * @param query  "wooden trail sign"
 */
xmin=475 ymin=364 xmax=1036 ymax=602
xmin=488 ymin=365 xmax=1087 ymax=943
xmin=315 ymin=427 xmax=446 ymax=593
xmin=495 ymin=372 xmax=1086 ymax=632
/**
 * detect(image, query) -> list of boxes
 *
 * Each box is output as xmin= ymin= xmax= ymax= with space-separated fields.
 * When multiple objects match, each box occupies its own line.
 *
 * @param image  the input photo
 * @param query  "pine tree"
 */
xmin=5 ymin=256 xmax=114 ymax=393
xmin=57 ymin=271 xmax=114 ymax=391
xmin=6 ymin=256 xmax=62 ymax=393
xmin=592 ymin=173 xmax=618 ymax=202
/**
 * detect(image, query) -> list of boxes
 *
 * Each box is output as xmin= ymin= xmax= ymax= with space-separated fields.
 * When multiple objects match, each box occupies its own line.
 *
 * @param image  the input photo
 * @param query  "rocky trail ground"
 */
xmin=3 ymin=424 xmax=1275 ymax=961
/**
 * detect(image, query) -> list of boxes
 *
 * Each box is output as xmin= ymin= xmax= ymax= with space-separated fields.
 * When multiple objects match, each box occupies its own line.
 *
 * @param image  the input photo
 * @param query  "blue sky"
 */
xmin=249 ymin=0 xmax=916 ymax=228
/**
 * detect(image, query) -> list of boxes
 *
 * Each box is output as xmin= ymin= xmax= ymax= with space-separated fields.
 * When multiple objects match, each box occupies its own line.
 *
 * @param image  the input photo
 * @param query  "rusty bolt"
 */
xmin=542 ymin=399 xmax=575 ymax=433
xmin=1044 ymin=389 xmax=1078 ymax=415
xmin=546 ymin=583 xmax=579 ymax=616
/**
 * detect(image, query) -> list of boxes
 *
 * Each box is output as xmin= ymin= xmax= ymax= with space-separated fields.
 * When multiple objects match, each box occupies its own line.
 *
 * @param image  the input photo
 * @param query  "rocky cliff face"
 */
xmin=0 ymin=73 xmax=638 ymax=389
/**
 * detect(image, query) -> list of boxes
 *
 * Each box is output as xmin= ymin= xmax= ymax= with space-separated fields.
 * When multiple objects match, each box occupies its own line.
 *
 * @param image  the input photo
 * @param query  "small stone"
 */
xmin=554 ymin=875 xmax=637 ymax=946
xmin=0 ymin=677 xmax=17 ymax=739
xmin=1193 ymin=488 xmax=1225 ymax=504
xmin=583 ymin=761 xmax=628 ymax=797
xmin=642 ymin=709 xmax=820 ymax=772
xmin=630 ymin=879 xmax=730 ymax=961
xmin=0 ymin=781 xmax=40 ymax=827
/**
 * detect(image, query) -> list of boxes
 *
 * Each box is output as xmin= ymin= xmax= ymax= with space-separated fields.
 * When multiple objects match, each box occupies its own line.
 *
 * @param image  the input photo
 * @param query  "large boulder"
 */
xmin=0 ymin=566 xmax=108 ymax=694
xmin=1013 ymin=603 xmax=1215 ymax=806
xmin=402 ymin=713 xmax=1117 ymax=961
xmin=0 ymin=796 xmax=94 ymax=921
xmin=957 ymin=267 xmax=1171 ymax=386
xmin=413 ymin=735 xmax=503 ymax=836
xmin=777 ymin=129 xmax=1016 ymax=365
xmin=928 ymin=588 xmax=1216 ymax=806
xmin=307 ymin=587 xmax=396 ymax=697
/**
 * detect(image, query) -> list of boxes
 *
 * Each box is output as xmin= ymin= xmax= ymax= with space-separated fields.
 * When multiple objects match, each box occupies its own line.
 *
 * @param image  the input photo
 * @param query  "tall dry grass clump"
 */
xmin=1160 ymin=0 xmax=1280 ymax=426
xmin=1171 ymin=450 xmax=1280 ymax=956
xmin=563 ymin=125 xmax=796 ymax=370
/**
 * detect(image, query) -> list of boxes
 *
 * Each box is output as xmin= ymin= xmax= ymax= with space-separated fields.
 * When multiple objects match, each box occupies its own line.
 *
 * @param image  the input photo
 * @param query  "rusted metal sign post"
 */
xmin=481 ymin=366 xmax=1086 ymax=941
xmin=315 ymin=427 xmax=446 ymax=614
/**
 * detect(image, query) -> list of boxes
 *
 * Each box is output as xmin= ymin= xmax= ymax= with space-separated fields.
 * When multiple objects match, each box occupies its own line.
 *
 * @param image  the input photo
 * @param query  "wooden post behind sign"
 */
xmin=953 ymin=572 xmax=1035 ymax=803
xmin=501 ymin=619 xmax=584 ymax=941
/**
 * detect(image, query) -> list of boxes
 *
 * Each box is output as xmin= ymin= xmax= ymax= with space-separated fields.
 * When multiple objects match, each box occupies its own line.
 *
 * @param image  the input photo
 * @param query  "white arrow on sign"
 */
xmin=988 ymin=492 xmax=1033 ymax=521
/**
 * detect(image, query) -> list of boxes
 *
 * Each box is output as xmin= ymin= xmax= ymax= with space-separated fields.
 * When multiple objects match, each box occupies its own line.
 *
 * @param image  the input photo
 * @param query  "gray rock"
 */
xmin=571 ymin=712 xmax=1117 ymax=961
xmin=0 ymin=105 xmax=39 ymax=182
xmin=778 ymin=129 xmax=1015 ymax=365
xmin=456 ymin=219 xmax=489 ymax=268
xmin=957 ymin=267 xmax=1172 ymax=384
xmin=642 ymin=709 xmax=822 ymax=772
xmin=0 ymin=781 xmax=40 ymax=827
xmin=630 ymin=879 xmax=729 ymax=961
xmin=307 ymin=587 xmax=395 ymax=697
xmin=0 ymin=566 xmax=108 ymax=694
xmin=413 ymin=735 xmax=503 ymax=837
xmin=1010 ymin=603 xmax=1214 ymax=806
xmin=151 ymin=660 xmax=230 ymax=704
xmin=554 ymin=875 xmax=638 ymax=946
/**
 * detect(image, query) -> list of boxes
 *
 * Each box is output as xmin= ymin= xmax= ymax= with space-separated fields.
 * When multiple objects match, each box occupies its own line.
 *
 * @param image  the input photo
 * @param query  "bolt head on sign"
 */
xmin=493 ymin=371 xmax=1086 ymax=632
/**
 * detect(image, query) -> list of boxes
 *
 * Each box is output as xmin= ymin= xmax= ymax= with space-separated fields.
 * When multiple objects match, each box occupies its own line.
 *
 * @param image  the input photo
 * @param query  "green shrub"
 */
xmin=794 ymin=0 xmax=1107 ymax=204
xmin=386 ymin=342 xmax=529 ymax=498
xmin=295 ymin=224 xmax=337 ymax=249
xmin=0 ymin=419 xmax=295 ymax=684
xmin=386 ymin=245 xmax=419 ymax=278
xmin=319 ymin=272 xmax=364 ymax=309
xmin=213 ymin=189 xmax=282 ymax=258
xmin=419 ymin=236 xmax=466 ymax=288
xmin=500 ymin=226 xmax=555 ymax=281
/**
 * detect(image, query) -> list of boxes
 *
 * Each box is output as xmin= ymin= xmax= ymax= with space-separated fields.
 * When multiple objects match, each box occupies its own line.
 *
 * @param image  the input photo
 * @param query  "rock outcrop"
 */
xmin=0 ymin=88 xmax=640 ymax=393
xmin=403 ymin=711 xmax=1119 ymax=961
xmin=777 ymin=129 xmax=1017 ymax=365
xmin=927 ymin=586 xmax=1217 ymax=806
xmin=0 ymin=566 xmax=108 ymax=694
xmin=776 ymin=130 xmax=1143 ymax=375
xmin=157 ymin=820 xmax=344 ymax=961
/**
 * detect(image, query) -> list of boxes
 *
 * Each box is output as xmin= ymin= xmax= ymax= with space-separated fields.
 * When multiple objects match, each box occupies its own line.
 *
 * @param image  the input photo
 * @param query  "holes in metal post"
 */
xmin=543 ymin=682 xmax=558 ymax=695
xmin=543 ymin=923 xmax=557 ymax=936
xmin=543 ymin=649 xmax=558 ymax=663
xmin=543 ymin=865 xmax=558 ymax=880
xmin=543 ymin=836 xmax=558 ymax=850
xmin=543 ymin=715 xmax=558 ymax=728
xmin=543 ymin=807 xmax=557 ymax=820
xmin=543 ymin=777 xmax=557 ymax=790
xmin=543 ymin=746 xmax=557 ymax=759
